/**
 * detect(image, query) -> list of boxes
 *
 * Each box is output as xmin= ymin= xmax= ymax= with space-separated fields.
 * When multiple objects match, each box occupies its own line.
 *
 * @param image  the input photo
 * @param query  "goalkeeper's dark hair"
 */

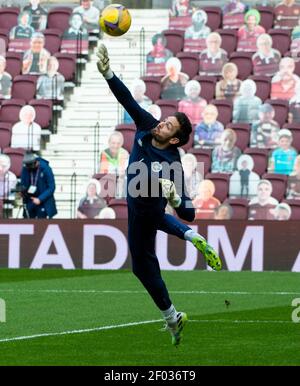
xmin=173 ymin=112 xmax=193 ymax=147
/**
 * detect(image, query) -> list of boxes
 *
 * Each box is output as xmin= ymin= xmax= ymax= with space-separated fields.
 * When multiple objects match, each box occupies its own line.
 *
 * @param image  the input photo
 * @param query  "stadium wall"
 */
xmin=0 ymin=220 xmax=299 ymax=272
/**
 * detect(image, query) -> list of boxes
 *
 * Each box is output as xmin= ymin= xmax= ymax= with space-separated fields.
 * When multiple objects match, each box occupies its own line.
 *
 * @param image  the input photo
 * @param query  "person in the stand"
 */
xmin=178 ymin=80 xmax=207 ymax=125
xmin=123 ymin=79 xmax=152 ymax=124
xmin=271 ymin=57 xmax=300 ymax=100
xmin=223 ymin=0 xmax=247 ymax=15
xmin=211 ymin=128 xmax=241 ymax=173
xmin=147 ymin=33 xmax=173 ymax=64
xmin=251 ymin=103 xmax=280 ymax=149
xmin=193 ymin=179 xmax=221 ymax=220
xmin=248 ymin=179 xmax=278 ymax=220
xmin=9 ymin=10 xmax=35 ymax=40
xmin=237 ymin=9 xmax=265 ymax=52
xmin=287 ymin=154 xmax=300 ymax=199
xmin=77 ymin=179 xmax=107 ymax=219
xmin=0 ymin=154 xmax=17 ymax=200
xmin=199 ymin=32 xmax=228 ymax=76
xmin=181 ymin=153 xmax=203 ymax=199
xmin=23 ymin=0 xmax=48 ymax=31
xmin=20 ymin=152 xmax=57 ymax=219
xmin=273 ymin=202 xmax=292 ymax=220
xmin=194 ymin=104 xmax=224 ymax=148
xmin=184 ymin=9 xmax=211 ymax=40
xmin=161 ymin=57 xmax=189 ymax=100
xmin=99 ymin=131 xmax=129 ymax=176
xmin=252 ymin=34 xmax=281 ymax=77
xmin=73 ymin=0 xmax=100 ymax=32
xmin=215 ymin=62 xmax=241 ymax=102
xmin=269 ymin=129 xmax=298 ymax=175
xmin=22 ymin=32 xmax=51 ymax=75
xmin=233 ymin=79 xmax=262 ymax=123
xmin=0 ymin=56 xmax=12 ymax=99
xmin=214 ymin=203 xmax=233 ymax=220
xmin=170 ymin=0 xmax=190 ymax=17
xmin=274 ymin=0 xmax=300 ymax=30
xmin=36 ymin=56 xmax=65 ymax=100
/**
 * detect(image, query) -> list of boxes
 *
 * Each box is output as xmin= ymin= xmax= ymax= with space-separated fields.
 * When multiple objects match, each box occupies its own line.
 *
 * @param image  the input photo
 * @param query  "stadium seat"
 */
xmin=141 ymin=76 xmax=162 ymax=102
xmin=5 ymin=52 xmax=22 ymax=78
xmin=202 ymin=6 xmax=222 ymax=31
xmin=187 ymin=148 xmax=212 ymax=176
xmin=47 ymin=7 xmax=73 ymax=33
xmin=0 ymin=122 xmax=12 ymax=150
xmin=249 ymin=75 xmax=271 ymax=102
xmin=108 ymin=199 xmax=128 ymax=219
xmin=244 ymin=148 xmax=269 ymax=176
xmin=93 ymin=173 xmax=117 ymax=204
xmin=43 ymin=29 xmax=62 ymax=55
xmin=283 ymin=123 xmax=300 ymax=151
xmin=210 ymin=99 xmax=233 ymax=126
xmin=268 ymin=29 xmax=291 ymax=56
xmin=54 ymin=53 xmax=76 ymax=83
xmin=115 ymin=123 xmax=136 ymax=153
xmin=11 ymin=75 xmax=37 ymax=103
xmin=193 ymin=75 xmax=217 ymax=102
xmin=283 ymin=199 xmax=300 ymax=220
xmin=29 ymin=99 xmax=53 ymax=130
xmin=205 ymin=173 xmax=230 ymax=202
xmin=3 ymin=147 xmax=25 ymax=177
xmin=0 ymin=99 xmax=25 ymax=124
xmin=215 ymin=29 xmax=238 ymax=56
xmin=176 ymin=52 xmax=199 ymax=79
xmin=256 ymin=6 xmax=274 ymax=31
xmin=163 ymin=29 xmax=185 ymax=55
xmin=226 ymin=123 xmax=251 ymax=150
xmin=155 ymin=100 xmax=178 ymax=120
xmin=0 ymin=8 xmax=19 ymax=32
xmin=224 ymin=198 xmax=249 ymax=220
xmin=265 ymin=99 xmax=289 ymax=127
xmin=229 ymin=52 xmax=253 ymax=80
xmin=262 ymin=173 xmax=288 ymax=202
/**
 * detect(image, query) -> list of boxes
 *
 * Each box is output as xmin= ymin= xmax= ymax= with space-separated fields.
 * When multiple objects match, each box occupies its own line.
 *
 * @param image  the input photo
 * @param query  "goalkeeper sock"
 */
xmin=184 ymin=229 xmax=203 ymax=242
xmin=161 ymin=304 xmax=177 ymax=325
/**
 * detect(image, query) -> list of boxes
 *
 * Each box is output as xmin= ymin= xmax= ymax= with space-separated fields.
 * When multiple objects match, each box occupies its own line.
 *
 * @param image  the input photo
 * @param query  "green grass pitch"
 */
xmin=0 ymin=269 xmax=299 ymax=366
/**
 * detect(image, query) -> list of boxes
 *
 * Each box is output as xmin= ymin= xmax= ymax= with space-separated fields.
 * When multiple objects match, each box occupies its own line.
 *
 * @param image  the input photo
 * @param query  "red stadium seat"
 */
xmin=256 ymin=6 xmax=274 ymax=31
xmin=155 ymin=99 xmax=178 ymax=120
xmin=141 ymin=76 xmax=162 ymax=102
xmin=0 ymin=28 xmax=8 ymax=51
xmin=215 ymin=29 xmax=238 ymax=56
xmin=244 ymin=148 xmax=269 ymax=176
xmin=187 ymin=148 xmax=212 ymax=176
xmin=268 ymin=29 xmax=291 ymax=56
xmin=225 ymin=198 xmax=249 ymax=220
xmin=176 ymin=52 xmax=199 ymax=79
xmin=262 ymin=173 xmax=288 ymax=202
xmin=193 ymin=75 xmax=217 ymax=102
xmin=47 ymin=7 xmax=73 ymax=33
xmin=0 ymin=99 xmax=25 ymax=124
xmin=283 ymin=123 xmax=300 ymax=151
xmin=115 ymin=123 xmax=136 ymax=153
xmin=0 ymin=122 xmax=12 ymax=150
xmin=226 ymin=123 xmax=250 ymax=150
xmin=202 ymin=7 xmax=222 ymax=31
xmin=163 ymin=29 xmax=185 ymax=55
xmin=43 ymin=29 xmax=62 ymax=55
xmin=205 ymin=173 xmax=230 ymax=202
xmin=265 ymin=99 xmax=289 ymax=127
xmin=0 ymin=8 xmax=19 ymax=32
xmin=229 ymin=52 xmax=253 ymax=80
xmin=54 ymin=53 xmax=76 ymax=82
xmin=210 ymin=99 xmax=233 ymax=126
xmin=3 ymin=147 xmax=25 ymax=177
xmin=108 ymin=199 xmax=128 ymax=219
xmin=29 ymin=99 xmax=53 ymax=130
xmin=283 ymin=199 xmax=300 ymax=220
xmin=249 ymin=75 xmax=271 ymax=102
xmin=5 ymin=52 xmax=22 ymax=78
xmin=12 ymin=75 xmax=37 ymax=103
xmin=180 ymin=125 xmax=195 ymax=152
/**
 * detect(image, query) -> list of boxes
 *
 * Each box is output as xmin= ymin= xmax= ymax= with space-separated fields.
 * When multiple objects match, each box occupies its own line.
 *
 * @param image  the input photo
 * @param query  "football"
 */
xmin=99 ymin=4 xmax=132 ymax=37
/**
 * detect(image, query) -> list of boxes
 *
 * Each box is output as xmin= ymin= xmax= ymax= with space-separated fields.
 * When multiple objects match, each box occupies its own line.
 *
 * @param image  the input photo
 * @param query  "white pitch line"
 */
xmin=0 ymin=289 xmax=299 ymax=296
xmin=0 ymin=319 xmax=297 ymax=344
xmin=0 ymin=319 xmax=162 ymax=344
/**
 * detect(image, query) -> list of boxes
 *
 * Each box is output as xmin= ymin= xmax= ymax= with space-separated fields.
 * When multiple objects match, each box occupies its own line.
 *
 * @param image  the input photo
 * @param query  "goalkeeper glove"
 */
xmin=159 ymin=178 xmax=182 ymax=208
xmin=96 ymin=44 xmax=113 ymax=79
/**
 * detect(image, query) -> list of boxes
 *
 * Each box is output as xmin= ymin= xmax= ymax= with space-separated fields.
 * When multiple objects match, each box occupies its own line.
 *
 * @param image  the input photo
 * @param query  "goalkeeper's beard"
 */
xmin=151 ymin=128 xmax=172 ymax=145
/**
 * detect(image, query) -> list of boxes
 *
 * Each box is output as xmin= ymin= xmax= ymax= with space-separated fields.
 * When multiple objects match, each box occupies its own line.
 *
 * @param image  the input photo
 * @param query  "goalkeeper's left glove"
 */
xmin=96 ymin=44 xmax=114 ymax=79
xmin=159 ymin=178 xmax=182 ymax=208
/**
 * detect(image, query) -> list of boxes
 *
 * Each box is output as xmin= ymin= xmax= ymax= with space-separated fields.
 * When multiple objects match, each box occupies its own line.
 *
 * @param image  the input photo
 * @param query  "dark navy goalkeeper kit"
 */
xmin=106 ymin=74 xmax=195 ymax=310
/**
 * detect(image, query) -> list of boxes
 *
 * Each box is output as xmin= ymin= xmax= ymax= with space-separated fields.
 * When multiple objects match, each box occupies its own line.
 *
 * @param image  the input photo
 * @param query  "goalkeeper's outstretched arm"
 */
xmin=97 ymin=44 xmax=159 ymax=131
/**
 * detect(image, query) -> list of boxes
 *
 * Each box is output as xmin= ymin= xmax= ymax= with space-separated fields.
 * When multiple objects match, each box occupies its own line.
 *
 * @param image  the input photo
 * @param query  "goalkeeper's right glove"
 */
xmin=96 ymin=44 xmax=113 ymax=79
xmin=159 ymin=178 xmax=182 ymax=208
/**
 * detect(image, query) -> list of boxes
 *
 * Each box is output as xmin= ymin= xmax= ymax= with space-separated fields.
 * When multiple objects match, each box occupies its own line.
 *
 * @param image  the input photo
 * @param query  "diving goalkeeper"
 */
xmin=97 ymin=44 xmax=222 ymax=346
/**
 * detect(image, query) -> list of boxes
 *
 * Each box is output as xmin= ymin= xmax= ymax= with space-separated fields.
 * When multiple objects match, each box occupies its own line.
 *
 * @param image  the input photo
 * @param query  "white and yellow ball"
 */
xmin=99 ymin=4 xmax=132 ymax=37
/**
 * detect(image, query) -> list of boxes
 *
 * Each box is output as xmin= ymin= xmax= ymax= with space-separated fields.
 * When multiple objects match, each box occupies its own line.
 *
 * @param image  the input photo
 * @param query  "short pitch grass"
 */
xmin=0 ymin=269 xmax=299 ymax=366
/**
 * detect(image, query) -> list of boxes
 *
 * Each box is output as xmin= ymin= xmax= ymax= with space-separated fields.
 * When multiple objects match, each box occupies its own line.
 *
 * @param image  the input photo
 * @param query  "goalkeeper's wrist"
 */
xmin=171 ymin=196 xmax=182 ymax=208
xmin=103 ymin=68 xmax=114 ymax=80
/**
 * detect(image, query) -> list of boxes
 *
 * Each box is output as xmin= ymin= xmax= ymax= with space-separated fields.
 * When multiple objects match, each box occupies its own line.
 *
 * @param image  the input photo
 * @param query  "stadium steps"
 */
xmin=42 ymin=9 xmax=169 ymax=217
